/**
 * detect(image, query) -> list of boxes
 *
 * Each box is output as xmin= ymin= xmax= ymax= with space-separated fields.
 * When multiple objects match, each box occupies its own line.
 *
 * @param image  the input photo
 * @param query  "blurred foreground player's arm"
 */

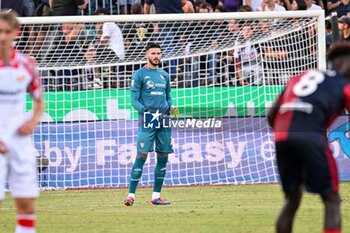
xmin=330 ymin=47 xmax=350 ymax=111
xmin=267 ymin=93 xmax=283 ymax=127
xmin=18 ymin=65 xmax=44 ymax=136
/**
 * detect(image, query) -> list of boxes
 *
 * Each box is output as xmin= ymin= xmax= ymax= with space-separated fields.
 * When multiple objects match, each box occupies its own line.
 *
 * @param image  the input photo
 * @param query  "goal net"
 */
xmin=19 ymin=11 xmax=325 ymax=189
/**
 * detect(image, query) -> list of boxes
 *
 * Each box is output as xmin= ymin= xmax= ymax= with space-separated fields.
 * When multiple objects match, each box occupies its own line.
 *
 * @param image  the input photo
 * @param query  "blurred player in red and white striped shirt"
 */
xmin=0 ymin=10 xmax=44 ymax=233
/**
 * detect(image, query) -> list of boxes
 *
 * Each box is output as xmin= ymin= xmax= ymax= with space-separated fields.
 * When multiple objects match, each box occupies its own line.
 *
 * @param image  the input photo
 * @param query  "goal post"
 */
xmin=19 ymin=11 xmax=326 ymax=189
xmin=316 ymin=12 xmax=326 ymax=70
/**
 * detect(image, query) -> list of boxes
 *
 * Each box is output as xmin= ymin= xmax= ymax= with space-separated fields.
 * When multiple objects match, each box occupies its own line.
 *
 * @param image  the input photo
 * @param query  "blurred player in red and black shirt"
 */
xmin=268 ymin=42 xmax=350 ymax=233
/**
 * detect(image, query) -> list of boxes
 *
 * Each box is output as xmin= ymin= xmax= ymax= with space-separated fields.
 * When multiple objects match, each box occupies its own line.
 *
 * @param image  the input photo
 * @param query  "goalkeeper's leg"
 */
xmin=152 ymin=153 xmax=168 ymax=200
xmin=124 ymin=128 xmax=157 ymax=206
xmin=150 ymin=153 xmax=171 ymax=205
xmin=124 ymin=152 xmax=148 ymax=206
xmin=150 ymin=128 xmax=173 ymax=205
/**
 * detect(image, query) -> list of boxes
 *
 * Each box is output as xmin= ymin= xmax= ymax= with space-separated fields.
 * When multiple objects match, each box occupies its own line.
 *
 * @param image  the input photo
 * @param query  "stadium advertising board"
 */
xmin=26 ymin=86 xmax=283 ymax=122
xmin=34 ymin=117 xmax=350 ymax=188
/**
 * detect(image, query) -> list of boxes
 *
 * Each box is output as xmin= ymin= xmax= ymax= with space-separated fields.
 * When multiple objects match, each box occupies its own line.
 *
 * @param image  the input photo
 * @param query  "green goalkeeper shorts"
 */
xmin=136 ymin=127 xmax=173 ymax=153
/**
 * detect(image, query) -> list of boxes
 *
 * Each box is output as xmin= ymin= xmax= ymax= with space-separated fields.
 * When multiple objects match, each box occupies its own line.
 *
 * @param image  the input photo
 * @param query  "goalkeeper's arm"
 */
xmin=267 ymin=93 xmax=283 ymax=128
xmin=165 ymin=73 xmax=173 ymax=109
xmin=130 ymin=73 xmax=146 ymax=113
xmin=165 ymin=73 xmax=179 ymax=117
xmin=131 ymin=90 xmax=146 ymax=113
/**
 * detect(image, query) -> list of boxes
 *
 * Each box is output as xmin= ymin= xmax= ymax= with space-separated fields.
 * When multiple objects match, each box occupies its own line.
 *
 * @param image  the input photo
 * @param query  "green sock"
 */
xmin=129 ymin=152 xmax=148 ymax=194
xmin=153 ymin=153 xmax=168 ymax=193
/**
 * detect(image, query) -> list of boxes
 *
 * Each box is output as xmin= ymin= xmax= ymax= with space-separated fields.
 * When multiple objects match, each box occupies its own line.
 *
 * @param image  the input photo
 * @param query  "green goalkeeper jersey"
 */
xmin=130 ymin=65 xmax=173 ymax=114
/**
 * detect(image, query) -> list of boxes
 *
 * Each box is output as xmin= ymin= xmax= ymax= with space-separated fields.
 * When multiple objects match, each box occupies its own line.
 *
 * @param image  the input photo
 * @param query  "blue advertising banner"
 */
xmin=33 ymin=117 xmax=350 ymax=188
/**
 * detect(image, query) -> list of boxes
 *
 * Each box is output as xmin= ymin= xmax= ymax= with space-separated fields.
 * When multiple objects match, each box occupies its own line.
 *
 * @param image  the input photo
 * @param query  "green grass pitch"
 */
xmin=1 ymin=183 xmax=350 ymax=233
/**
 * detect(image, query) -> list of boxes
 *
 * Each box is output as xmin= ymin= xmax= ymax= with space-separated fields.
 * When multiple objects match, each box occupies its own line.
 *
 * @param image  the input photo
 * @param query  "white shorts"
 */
xmin=0 ymin=135 xmax=39 ymax=200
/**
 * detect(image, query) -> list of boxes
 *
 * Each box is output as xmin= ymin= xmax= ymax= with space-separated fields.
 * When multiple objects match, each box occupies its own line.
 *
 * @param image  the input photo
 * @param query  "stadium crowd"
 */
xmin=1 ymin=0 xmax=350 ymax=90
xmin=3 ymin=0 xmax=350 ymax=16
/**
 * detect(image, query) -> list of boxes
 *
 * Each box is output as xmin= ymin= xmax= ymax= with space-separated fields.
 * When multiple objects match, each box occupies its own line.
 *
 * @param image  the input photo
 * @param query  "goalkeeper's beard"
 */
xmin=149 ymin=58 xmax=160 ymax=67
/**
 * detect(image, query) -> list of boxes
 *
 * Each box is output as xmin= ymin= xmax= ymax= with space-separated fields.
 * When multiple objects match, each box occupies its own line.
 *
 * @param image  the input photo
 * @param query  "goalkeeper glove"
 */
xmin=170 ymin=106 xmax=179 ymax=118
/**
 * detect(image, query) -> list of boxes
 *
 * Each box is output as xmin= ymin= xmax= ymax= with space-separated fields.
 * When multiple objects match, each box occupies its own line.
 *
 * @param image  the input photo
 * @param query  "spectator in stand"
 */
xmin=47 ymin=22 xmax=86 ymax=90
xmin=328 ymin=0 xmax=350 ymax=17
xmin=228 ymin=19 xmax=240 ymax=32
xmin=0 ymin=1 xmax=23 ymax=15
xmin=36 ymin=0 xmax=52 ymax=16
xmin=218 ymin=18 xmax=240 ymax=85
xmin=144 ymin=0 xmax=183 ymax=13
xmin=199 ymin=1 xmax=214 ymax=11
xmin=279 ymin=0 xmax=292 ymax=10
xmin=144 ymin=0 xmax=183 ymax=82
xmin=123 ymin=3 xmax=155 ymax=87
xmin=275 ymin=0 xmax=285 ymax=6
xmin=234 ymin=24 xmax=262 ymax=85
xmin=317 ymin=0 xmax=325 ymax=8
xmin=49 ymin=0 xmax=88 ymax=16
xmin=325 ymin=20 xmax=333 ymax=49
xmin=94 ymin=8 xmax=125 ymax=61
xmin=243 ymin=0 xmax=263 ymax=11
xmin=22 ymin=0 xmax=52 ymax=57
xmin=187 ymin=2 xmax=218 ymax=86
xmin=215 ymin=5 xmax=230 ymax=11
xmin=16 ymin=0 xmax=52 ymax=57
xmin=237 ymin=4 xmax=253 ymax=11
xmin=86 ymin=7 xmax=125 ymax=88
xmin=214 ymin=5 xmax=230 ymax=44
xmin=88 ymin=0 xmax=112 ymax=15
xmin=23 ymin=0 xmax=35 ymax=16
xmin=259 ymin=20 xmax=290 ymax=84
xmin=119 ymin=0 xmax=142 ymax=14
xmin=328 ymin=0 xmax=342 ymax=13
xmin=194 ymin=0 xmax=206 ymax=12
xmin=291 ymin=0 xmax=307 ymax=10
xmin=257 ymin=0 xmax=286 ymax=11
xmin=182 ymin=0 xmax=195 ymax=13
xmin=338 ymin=16 xmax=350 ymax=41
xmin=17 ymin=0 xmax=40 ymax=68
xmin=124 ymin=3 xmax=155 ymax=52
xmin=218 ymin=0 xmax=242 ymax=12
xmin=305 ymin=0 xmax=323 ymax=10
xmin=207 ymin=0 xmax=219 ymax=7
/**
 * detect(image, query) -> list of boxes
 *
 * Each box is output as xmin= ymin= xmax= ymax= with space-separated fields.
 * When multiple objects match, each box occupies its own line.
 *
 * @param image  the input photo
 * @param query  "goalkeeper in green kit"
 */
xmin=124 ymin=42 xmax=179 ymax=206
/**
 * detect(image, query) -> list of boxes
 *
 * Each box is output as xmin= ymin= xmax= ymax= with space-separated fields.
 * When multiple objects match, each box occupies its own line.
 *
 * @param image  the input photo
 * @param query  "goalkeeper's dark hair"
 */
xmin=327 ymin=42 xmax=350 ymax=62
xmin=146 ymin=42 xmax=161 ymax=51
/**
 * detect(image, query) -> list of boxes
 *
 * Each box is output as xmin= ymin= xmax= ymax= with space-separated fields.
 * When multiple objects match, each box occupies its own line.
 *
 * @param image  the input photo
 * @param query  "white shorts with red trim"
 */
xmin=0 ymin=135 xmax=39 ymax=200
